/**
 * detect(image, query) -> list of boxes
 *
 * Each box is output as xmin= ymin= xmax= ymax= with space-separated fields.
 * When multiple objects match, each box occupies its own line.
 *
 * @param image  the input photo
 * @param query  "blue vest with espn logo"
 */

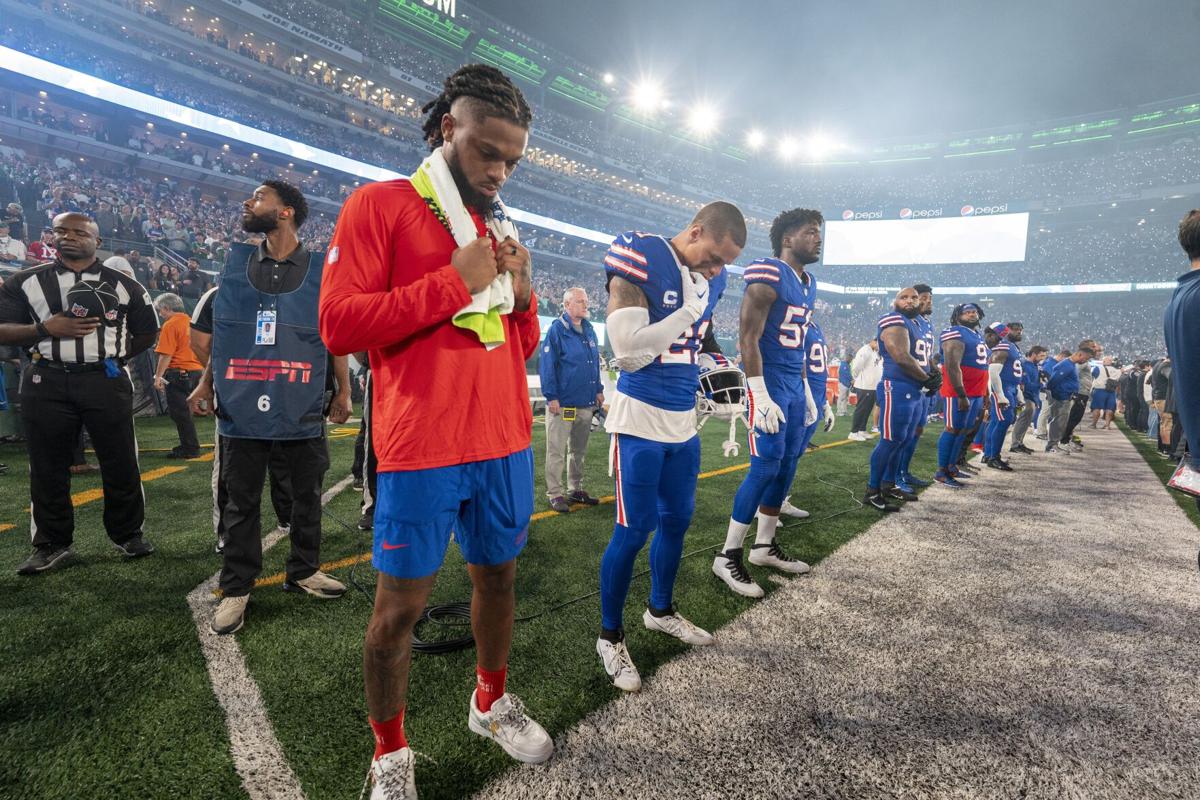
xmin=212 ymin=242 xmax=327 ymax=440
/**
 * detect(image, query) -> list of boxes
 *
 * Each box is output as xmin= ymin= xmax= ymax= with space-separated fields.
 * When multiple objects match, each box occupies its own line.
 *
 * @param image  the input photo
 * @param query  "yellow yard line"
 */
xmin=242 ymin=434 xmax=870 ymax=592
xmin=0 ymin=524 xmax=13 ymax=533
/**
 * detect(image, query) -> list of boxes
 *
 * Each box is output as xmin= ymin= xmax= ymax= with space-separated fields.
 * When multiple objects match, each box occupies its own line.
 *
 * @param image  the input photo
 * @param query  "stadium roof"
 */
xmin=500 ymin=0 xmax=1199 ymax=144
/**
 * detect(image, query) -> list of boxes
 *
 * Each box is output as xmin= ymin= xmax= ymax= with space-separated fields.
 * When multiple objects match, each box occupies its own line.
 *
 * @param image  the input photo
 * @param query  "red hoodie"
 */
xmin=319 ymin=180 xmax=540 ymax=472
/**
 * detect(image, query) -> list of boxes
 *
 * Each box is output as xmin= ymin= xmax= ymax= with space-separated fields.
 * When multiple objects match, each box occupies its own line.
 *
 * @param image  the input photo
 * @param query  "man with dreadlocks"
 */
xmin=320 ymin=65 xmax=550 ymax=799
xmin=713 ymin=208 xmax=822 ymax=599
xmin=935 ymin=302 xmax=990 ymax=488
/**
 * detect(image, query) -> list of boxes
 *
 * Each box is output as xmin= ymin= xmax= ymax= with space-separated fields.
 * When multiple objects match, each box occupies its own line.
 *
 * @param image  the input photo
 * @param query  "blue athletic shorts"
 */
xmin=941 ymin=394 xmax=984 ymax=431
xmin=373 ymin=447 xmax=534 ymax=579
xmin=747 ymin=372 xmax=808 ymax=461
xmin=1090 ymin=389 xmax=1116 ymax=412
xmin=877 ymin=379 xmax=924 ymax=442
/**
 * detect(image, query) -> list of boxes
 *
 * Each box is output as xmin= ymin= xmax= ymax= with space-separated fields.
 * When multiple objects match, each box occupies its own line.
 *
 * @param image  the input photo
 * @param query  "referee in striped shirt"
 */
xmin=0 ymin=212 xmax=159 ymax=575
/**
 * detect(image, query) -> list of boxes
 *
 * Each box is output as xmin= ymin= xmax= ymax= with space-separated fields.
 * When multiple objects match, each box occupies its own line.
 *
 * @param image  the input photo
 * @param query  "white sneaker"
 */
xmin=210 ymin=594 xmax=249 ymax=635
xmin=748 ymin=540 xmax=811 ymax=574
xmin=596 ymin=637 xmax=642 ymax=692
xmin=366 ymin=747 xmax=417 ymax=800
xmin=847 ymin=432 xmax=866 ymax=442
xmin=284 ymin=570 xmax=346 ymax=599
xmin=870 ymin=427 xmax=880 ymax=434
xmin=712 ymin=548 xmax=764 ymax=598
xmin=642 ymin=607 xmax=714 ymax=646
xmin=779 ymin=496 xmax=810 ymax=519
xmin=467 ymin=691 xmax=553 ymax=764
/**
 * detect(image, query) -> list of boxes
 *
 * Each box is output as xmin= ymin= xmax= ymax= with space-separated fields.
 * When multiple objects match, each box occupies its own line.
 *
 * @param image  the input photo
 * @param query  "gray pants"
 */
xmin=836 ymin=384 xmax=850 ymax=416
xmin=1036 ymin=392 xmax=1052 ymax=436
xmin=1010 ymin=401 xmax=1035 ymax=448
xmin=545 ymin=406 xmax=594 ymax=499
xmin=1044 ymin=397 xmax=1073 ymax=449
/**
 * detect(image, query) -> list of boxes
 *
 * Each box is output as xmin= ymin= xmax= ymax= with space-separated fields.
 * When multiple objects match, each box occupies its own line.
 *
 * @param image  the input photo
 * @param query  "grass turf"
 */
xmin=1116 ymin=418 xmax=1200 ymax=529
xmin=0 ymin=410 xmax=935 ymax=799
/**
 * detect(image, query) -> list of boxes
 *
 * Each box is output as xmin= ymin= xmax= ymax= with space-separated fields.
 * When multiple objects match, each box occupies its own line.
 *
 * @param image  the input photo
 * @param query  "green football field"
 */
xmin=0 ymin=409 xmax=936 ymax=800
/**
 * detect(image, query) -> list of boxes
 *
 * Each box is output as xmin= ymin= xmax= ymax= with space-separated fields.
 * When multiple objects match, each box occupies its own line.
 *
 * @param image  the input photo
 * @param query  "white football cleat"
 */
xmin=596 ymin=637 xmax=642 ymax=692
xmin=468 ymin=691 xmax=553 ymax=764
xmin=366 ymin=747 xmax=417 ymax=800
xmin=748 ymin=541 xmax=811 ymax=575
xmin=779 ymin=496 xmax=810 ymax=519
xmin=642 ymin=607 xmax=714 ymax=646
xmin=712 ymin=548 xmax=764 ymax=598
xmin=847 ymin=432 xmax=867 ymax=441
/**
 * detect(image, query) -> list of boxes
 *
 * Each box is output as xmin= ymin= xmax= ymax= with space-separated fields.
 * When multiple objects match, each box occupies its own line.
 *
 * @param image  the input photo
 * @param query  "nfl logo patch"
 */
xmin=104 ymin=309 xmax=118 ymax=321
xmin=70 ymin=303 xmax=88 ymax=317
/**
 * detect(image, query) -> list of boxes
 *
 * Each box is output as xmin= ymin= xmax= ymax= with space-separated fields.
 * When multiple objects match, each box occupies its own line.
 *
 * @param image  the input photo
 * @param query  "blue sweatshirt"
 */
xmin=1165 ymin=268 xmax=1200 ymax=468
xmin=1047 ymin=357 xmax=1080 ymax=400
xmin=538 ymin=313 xmax=603 ymax=407
xmin=1021 ymin=358 xmax=1041 ymax=403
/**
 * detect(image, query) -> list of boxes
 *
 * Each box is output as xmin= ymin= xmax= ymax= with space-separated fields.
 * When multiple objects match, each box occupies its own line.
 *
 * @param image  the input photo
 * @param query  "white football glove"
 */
xmin=747 ymin=376 xmax=785 ymax=434
xmin=823 ymin=401 xmax=835 ymax=432
xmin=679 ymin=265 xmax=710 ymax=322
xmin=803 ymin=380 xmax=818 ymax=427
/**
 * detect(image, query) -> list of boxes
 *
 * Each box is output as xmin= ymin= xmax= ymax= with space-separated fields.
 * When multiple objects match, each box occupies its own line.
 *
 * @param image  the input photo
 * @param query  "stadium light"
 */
xmin=631 ymin=80 xmax=663 ymax=113
xmin=686 ymin=104 xmax=718 ymax=136
xmin=602 ymin=72 xmax=614 ymax=85
xmin=778 ymin=136 xmax=799 ymax=160
xmin=745 ymin=129 xmax=765 ymax=150
xmin=807 ymin=133 xmax=840 ymax=160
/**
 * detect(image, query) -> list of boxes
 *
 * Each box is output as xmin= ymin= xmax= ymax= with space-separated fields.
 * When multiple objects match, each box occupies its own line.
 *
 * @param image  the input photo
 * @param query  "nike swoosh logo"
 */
xmin=380 ymin=542 xmax=410 ymax=550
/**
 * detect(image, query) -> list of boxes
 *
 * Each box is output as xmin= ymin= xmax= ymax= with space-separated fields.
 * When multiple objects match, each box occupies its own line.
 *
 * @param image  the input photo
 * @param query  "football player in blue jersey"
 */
xmin=713 ymin=208 xmax=822 ymax=598
xmin=779 ymin=314 xmax=837 ymax=519
xmin=894 ymin=283 xmax=935 ymax=493
xmin=983 ymin=321 xmax=1024 ymax=470
xmin=1009 ymin=344 xmax=1047 ymax=454
xmin=865 ymin=287 xmax=941 ymax=511
xmin=935 ymin=303 xmax=990 ymax=488
xmin=596 ymin=202 xmax=746 ymax=691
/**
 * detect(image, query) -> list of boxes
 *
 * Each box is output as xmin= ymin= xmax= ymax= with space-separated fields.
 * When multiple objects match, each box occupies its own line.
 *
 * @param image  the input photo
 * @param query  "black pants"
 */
xmin=212 ymin=434 xmax=294 ymax=542
xmin=164 ymin=368 xmax=202 ymax=452
xmin=1060 ymin=395 xmax=1089 ymax=443
xmin=218 ymin=434 xmax=328 ymax=597
xmin=21 ymin=364 xmax=143 ymax=549
xmin=360 ymin=372 xmax=378 ymax=519
xmin=851 ymin=388 xmax=877 ymax=433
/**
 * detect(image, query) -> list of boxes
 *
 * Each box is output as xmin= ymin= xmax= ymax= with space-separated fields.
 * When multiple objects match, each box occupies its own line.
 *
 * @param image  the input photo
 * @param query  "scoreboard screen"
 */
xmin=822 ymin=213 xmax=1030 ymax=266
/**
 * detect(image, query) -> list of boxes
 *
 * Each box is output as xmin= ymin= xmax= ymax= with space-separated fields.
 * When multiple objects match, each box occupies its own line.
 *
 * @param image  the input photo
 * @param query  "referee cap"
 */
xmin=65 ymin=281 xmax=120 ymax=326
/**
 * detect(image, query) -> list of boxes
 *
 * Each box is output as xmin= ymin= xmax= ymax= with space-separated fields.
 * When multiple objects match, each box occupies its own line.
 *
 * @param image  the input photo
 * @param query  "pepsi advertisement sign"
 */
xmin=839 ymin=203 xmax=1024 ymax=221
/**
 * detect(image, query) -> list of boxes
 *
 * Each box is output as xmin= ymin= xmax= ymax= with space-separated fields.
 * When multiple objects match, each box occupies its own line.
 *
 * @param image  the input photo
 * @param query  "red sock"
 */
xmin=369 ymin=709 xmax=407 ymax=759
xmin=475 ymin=665 xmax=507 ymax=713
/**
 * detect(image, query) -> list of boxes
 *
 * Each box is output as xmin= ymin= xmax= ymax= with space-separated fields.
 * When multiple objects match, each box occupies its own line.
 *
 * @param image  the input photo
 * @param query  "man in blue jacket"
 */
xmin=1167 ymin=210 xmax=1200 ymax=474
xmin=539 ymin=287 xmax=604 ymax=513
xmin=1044 ymin=342 xmax=1096 ymax=453
xmin=1009 ymin=345 xmax=1047 ymax=454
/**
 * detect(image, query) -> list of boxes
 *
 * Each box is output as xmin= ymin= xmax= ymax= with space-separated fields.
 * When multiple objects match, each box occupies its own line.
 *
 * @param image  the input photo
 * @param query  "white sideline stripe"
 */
xmin=186 ymin=474 xmax=355 ymax=800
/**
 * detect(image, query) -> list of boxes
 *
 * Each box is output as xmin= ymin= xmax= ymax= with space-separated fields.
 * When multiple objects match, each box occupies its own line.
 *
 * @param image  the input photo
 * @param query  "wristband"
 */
xmin=34 ymin=321 xmax=49 ymax=339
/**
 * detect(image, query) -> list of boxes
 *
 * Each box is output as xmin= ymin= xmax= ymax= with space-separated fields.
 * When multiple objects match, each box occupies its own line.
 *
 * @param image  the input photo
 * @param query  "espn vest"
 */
xmin=212 ymin=242 xmax=327 ymax=440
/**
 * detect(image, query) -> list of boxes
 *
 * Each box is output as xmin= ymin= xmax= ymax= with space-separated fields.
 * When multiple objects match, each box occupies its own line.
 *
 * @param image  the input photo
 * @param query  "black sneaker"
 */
xmin=166 ymin=448 xmax=201 ymax=459
xmin=865 ymin=491 xmax=901 ymax=512
xmin=357 ymin=513 xmax=373 ymax=531
xmin=549 ymin=496 xmax=571 ymax=513
xmin=352 ymin=476 xmax=364 ymax=491
xmin=884 ymin=486 xmax=918 ymax=502
xmin=568 ymin=490 xmax=600 ymax=506
xmin=16 ymin=545 xmax=73 ymax=575
xmin=985 ymin=458 xmax=1014 ymax=472
xmin=114 ymin=534 xmax=155 ymax=559
xmin=1009 ymin=445 xmax=1035 ymax=455
xmin=214 ymin=537 xmax=225 ymax=555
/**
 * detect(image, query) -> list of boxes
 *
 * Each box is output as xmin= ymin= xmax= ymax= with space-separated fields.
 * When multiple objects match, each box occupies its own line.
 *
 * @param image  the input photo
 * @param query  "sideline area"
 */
xmin=478 ymin=427 xmax=1200 ymax=799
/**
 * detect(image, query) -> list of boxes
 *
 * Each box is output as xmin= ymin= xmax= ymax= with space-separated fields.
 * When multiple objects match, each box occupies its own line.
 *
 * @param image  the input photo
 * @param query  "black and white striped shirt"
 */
xmin=0 ymin=259 xmax=159 ymax=363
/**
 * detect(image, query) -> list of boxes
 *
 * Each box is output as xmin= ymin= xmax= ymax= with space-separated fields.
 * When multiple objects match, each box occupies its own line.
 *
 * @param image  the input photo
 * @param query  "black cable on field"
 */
xmin=320 ymin=454 xmax=876 ymax=655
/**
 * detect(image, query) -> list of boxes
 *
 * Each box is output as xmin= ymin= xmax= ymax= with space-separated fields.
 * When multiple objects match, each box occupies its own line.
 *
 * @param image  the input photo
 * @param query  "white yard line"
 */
xmin=187 ymin=474 xmax=354 ymax=800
